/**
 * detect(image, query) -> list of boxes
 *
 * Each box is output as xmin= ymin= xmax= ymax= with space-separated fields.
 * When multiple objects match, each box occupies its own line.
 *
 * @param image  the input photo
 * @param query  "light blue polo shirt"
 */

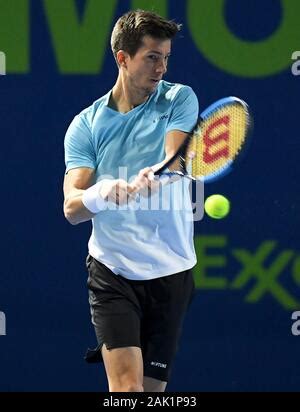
xmin=65 ymin=80 xmax=199 ymax=280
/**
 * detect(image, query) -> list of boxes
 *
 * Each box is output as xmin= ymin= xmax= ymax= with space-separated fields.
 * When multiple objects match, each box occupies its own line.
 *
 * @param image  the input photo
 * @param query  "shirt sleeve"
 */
xmin=64 ymin=114 xmax=96 ymax=174
xmin=166 ymin=86 xmax=199 ymax=134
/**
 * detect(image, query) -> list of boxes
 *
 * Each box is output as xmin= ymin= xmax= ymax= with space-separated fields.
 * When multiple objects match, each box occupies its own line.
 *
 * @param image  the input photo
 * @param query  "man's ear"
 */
xmin=116 ymin=50 xmax=129 ymax=68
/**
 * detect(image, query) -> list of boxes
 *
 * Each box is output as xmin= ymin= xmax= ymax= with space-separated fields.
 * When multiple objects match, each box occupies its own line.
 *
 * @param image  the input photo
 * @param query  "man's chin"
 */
xmin=142 ymin=87 xmax=155 ymax=96
xmin=145 ymin=82 xmax=159 ymax=94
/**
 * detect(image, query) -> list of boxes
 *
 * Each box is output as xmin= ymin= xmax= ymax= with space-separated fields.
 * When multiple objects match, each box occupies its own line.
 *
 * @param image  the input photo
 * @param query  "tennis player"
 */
xmin=63 ymin=9 xmax=199 ymax=392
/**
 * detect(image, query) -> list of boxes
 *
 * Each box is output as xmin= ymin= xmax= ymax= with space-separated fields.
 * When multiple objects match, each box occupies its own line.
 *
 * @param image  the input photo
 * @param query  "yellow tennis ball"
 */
xmin=204 ymin=194 xmax=230 ymax=219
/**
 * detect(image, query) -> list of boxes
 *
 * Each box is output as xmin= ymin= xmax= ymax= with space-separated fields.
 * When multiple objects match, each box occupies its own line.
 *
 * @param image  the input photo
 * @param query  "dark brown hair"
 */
xmin=111 ymin=10 xmax=181 ymax=62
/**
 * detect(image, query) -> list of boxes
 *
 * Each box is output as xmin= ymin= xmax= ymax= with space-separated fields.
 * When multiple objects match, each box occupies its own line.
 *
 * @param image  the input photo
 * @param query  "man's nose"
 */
xmin=156 ymin=59 xmax=167 ymax=74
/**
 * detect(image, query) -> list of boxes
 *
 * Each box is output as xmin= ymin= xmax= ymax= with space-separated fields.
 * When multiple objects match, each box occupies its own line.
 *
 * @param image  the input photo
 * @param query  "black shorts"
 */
xmin=84 ymin=255 xmax=195 ymax=382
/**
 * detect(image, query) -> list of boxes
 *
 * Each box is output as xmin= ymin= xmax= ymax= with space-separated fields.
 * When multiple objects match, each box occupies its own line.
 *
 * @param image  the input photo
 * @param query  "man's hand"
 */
xmin=129 ymin=167 xmax=161 ymax=198
xmin=101 ymin=179 xmax=136 ymax=205
xmin=129 ymin=167 xmax=182 ymax=198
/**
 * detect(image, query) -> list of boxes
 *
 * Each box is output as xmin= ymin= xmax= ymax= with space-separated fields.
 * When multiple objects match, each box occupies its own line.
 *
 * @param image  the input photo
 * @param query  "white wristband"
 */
xmin=82 ymin=181 xmax=107 ymax=214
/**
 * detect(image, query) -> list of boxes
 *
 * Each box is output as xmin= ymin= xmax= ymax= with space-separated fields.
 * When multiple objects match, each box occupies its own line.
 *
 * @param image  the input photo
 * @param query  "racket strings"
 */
xmin=185 ymin=103 xmax=249 ymax=179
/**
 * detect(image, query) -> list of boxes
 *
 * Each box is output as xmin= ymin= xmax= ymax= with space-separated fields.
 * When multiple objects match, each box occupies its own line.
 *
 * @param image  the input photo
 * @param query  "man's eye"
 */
xmin=148 ymin=55 xmax=158 ymax=61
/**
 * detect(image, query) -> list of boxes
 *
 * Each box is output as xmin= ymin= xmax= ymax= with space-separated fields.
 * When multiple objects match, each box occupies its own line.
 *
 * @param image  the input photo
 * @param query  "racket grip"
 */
xmin=157 ymin=172 xmax=195 ymax=181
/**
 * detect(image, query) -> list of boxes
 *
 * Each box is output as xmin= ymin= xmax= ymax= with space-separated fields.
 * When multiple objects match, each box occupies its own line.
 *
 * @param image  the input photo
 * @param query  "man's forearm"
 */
xmin=64 ymin=191 xmax=95 ymax=225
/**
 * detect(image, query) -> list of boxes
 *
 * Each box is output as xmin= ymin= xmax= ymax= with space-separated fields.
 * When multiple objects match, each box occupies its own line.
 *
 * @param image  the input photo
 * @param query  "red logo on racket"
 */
xmin=203 ymin=115 xmax=230 ymax=163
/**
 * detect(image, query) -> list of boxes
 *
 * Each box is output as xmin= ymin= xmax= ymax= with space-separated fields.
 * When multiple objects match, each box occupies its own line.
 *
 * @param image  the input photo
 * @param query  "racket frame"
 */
xmin=154 ymin=96 xmax=252 ymax=183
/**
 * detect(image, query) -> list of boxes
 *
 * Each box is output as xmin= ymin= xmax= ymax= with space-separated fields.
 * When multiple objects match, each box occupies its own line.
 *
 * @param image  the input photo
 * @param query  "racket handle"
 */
xmin=155 ymin=172 xmax=195 ymax=181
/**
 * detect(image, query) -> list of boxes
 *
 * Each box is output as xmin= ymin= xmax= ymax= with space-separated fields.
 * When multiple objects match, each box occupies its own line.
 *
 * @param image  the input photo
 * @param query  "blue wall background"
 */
xmin=0 ymin=0 xmax=299 ymax=391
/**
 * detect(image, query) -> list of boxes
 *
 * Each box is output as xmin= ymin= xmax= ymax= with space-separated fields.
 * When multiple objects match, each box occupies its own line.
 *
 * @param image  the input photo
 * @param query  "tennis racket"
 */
xmin=154 ymin=96 xmax=252 ymax=183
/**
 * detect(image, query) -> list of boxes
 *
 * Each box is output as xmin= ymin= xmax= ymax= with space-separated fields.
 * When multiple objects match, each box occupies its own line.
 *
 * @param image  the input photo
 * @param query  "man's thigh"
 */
xmin=101 ymin=345 xmax=143 ymax=389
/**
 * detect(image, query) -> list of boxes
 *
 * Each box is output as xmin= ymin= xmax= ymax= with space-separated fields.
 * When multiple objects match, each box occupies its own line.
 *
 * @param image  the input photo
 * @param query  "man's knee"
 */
xmin=143 ymin=376 xmax=167 ymax=392
xmin=108 ymin=365 xmax=144 ymax=392
xmin=110 ymin=379 xmax=144 ymax=392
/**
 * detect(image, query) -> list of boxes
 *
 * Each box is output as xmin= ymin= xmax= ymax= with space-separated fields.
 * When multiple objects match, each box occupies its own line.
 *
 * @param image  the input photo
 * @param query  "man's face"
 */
xmin=123 ymin=35 xmax=171 ymax=95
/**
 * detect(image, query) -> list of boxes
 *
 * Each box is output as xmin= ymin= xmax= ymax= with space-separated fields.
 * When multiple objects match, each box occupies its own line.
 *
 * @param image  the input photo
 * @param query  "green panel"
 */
xmin=131 ymin=0 xmax=167 ymax=16
xmin=0 ymin=0 xmax=29 ymax=73
xmin=44 ymin=0 xmax=118 ymax=74
xmin=193 ymin=235 xmax=228 ymax=289
xmin=187 ymin=0 xmax=300 ymax=77
xmin=232 ymin=242 xmax=298 ymax=309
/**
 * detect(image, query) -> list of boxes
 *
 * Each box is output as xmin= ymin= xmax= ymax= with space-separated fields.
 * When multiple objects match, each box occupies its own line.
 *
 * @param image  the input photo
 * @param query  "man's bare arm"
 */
xmin=130 ymin=130 xmax=190 ymax=194
xmin=63 ymin=167 xmax=136 ymax=225
xmin=152 ymin=129 xmax=189 ymax=172
xmin=63 ymin=168 xmax=96 ymax=225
